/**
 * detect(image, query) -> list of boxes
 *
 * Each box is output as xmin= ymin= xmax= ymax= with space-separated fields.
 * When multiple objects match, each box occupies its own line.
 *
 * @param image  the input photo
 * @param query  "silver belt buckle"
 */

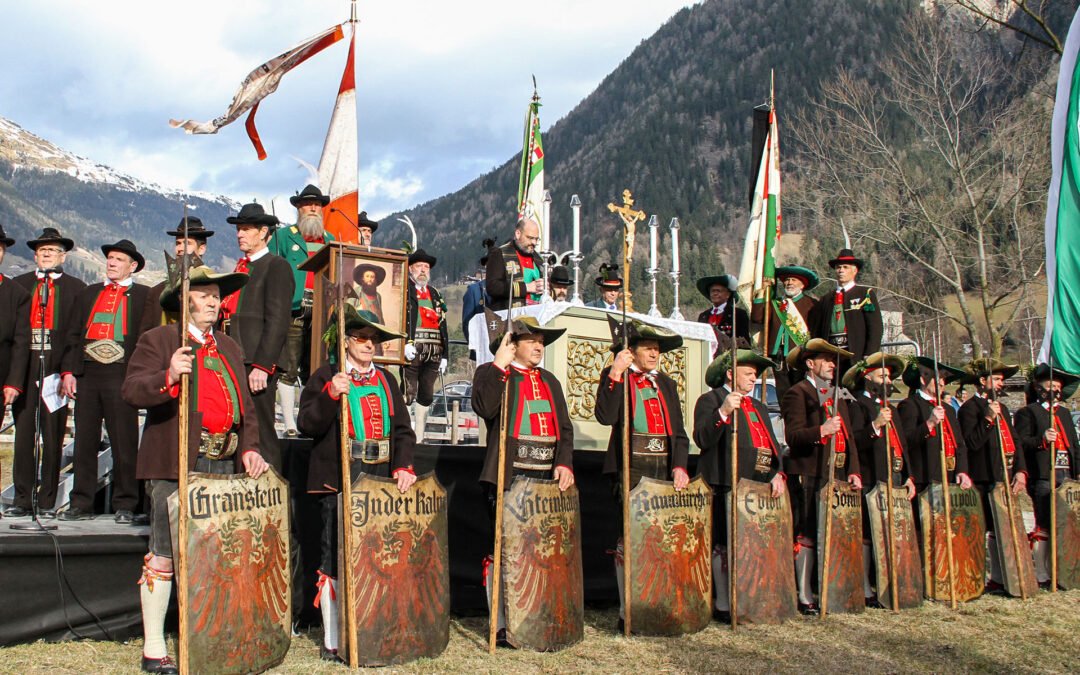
xmin=352 ymin=438 xmax=390 ymax=464
xmin=85 ymin=339 xmax=124 ymax=364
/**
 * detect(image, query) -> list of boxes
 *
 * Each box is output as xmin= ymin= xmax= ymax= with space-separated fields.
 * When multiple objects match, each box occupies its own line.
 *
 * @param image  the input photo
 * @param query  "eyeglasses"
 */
xmin=36 ymin=247 xmax=64 ymax=255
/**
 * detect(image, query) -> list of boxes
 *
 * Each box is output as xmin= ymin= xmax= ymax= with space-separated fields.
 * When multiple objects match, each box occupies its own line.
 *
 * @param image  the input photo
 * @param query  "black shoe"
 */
xmin=713 ymin=609 xmax=731 ymax=624
xmin=115 ymin=510 xmax=134 ymax=524
xmin=141 ymin=655 xmax=179 ymax=674
xmin=865 ymin=596 xmax=885 ymax=609
xmin=132 ymin=513 xmax=151 ymax=526
xmin=798 ymin=602 xmax=820 ymax=616
xmin=6 ymin=506 xmax=29 ymax=517
xmin=1038 ymin=580 xmax=1052 ymax=591
xmin=40 ymin=509 xmax=58 ymax=519
xmin=616 ymin=619 xmax=625 ymax=633
xmin=984 ymin=580 xmax=1007 ymax=596
xmin=58 ymin=507 xmax=92 ymax=521
xmin=319 ymin=645 xmax=342 ymax=662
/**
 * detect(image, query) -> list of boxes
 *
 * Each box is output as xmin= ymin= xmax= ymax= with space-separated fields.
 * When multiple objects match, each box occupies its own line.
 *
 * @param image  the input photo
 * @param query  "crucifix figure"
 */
xmin=607 ymin=189 xmax=645 ymax=263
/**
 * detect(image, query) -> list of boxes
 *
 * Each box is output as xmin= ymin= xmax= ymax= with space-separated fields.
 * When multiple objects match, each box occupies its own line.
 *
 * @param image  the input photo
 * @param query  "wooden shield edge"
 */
xmin=865 ymin=483 xmax=923 ymax=610
xmin=733 ymin=479 xmax=797 ymax=624
xmin=1054 ymin=479 xmax=1080 ymax=590
xmin=919 ymin=484 xmax=986 ymax=603
xmin=817 ymin=481 xmax=864 ymax=614
xmin=988 ymin=482 xmax=1038 ymax=598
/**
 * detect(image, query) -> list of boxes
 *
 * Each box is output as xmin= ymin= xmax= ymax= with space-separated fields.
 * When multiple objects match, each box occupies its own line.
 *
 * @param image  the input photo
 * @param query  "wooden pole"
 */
xmin=728 ymin=318 xmax=740 ymax=630
xmin=1050 ymin=354 xmax=1058 ymax=593
xmin=933 ymin=334 xmax=958 ymax=610
xmin=335 ymin=244 xmax=359 ymax=669
xmin=621 ymin=232 xmax=633 ymax=637
xmin=176 ymin=205 xmax=192 ymax=675
xmin=819 ymin=349 xmax=840 ymax=619
xmin=988 ymin=368 xmax=1027 ymax=599
xmin=488 ymin=270 xmax=515 ymax=653
xmin=882 ymin=357 xmax=899 ymax=613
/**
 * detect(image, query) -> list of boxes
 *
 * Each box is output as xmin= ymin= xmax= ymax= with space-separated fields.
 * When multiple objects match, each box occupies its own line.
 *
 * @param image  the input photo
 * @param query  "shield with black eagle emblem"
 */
xmin=865 ymin=483 xmax=923 ymax=609
xmin=919 ymin=484 xmax=986 ymax=602
xmin=733 ymin=479 xmax=797 ymax=623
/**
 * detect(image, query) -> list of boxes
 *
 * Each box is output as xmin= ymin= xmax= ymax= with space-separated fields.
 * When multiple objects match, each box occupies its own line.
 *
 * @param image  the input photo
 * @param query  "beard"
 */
xmin=411 ymin=271 xmax=430 ymax=286
xmin=864 ymin=380 xmax=885 ymax=399
xmin=784 ymin=284 xmax=803 ymax=299
xmin=297 ymin=211 xmax=324 ymax=239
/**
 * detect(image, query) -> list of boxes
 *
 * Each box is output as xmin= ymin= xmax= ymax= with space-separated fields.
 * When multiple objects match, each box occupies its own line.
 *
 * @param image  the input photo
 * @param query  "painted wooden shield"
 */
xmin=342 ymin=472 xmax=450 ymax=666
xmin=732 ymin=479 xmax=797 ymax=624
xmin=501 ymin=477 xmax=584 ymax=651
xmin=919 ymin=484 xmax=985 ymax=602
xmin=865 ymin=483 xmax=923 ymax=610
xmin=1054 ymin=479 xmax=1080 ymax=590
xmin=181 ymin=469 xmax=291 ymax=675
xmin=626 ymin=476 xmax=712 ymax=635
xmin=817 ymin=481 xmax=864 ymax=614
xmin=988 ymin=482 xmax=1038 ymax=598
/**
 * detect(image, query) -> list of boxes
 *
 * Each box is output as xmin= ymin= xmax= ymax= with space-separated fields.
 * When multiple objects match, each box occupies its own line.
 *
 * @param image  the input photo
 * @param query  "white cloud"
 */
xmin=0 ymin=1 xmax=694 ymax=212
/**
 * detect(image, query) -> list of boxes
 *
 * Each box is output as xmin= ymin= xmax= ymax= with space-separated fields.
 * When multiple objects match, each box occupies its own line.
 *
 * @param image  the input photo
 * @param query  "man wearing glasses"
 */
xmin=485 ymin=217 xmax=546 ymax=311
xmin=7 ymin=229 xmax=86 ymax=518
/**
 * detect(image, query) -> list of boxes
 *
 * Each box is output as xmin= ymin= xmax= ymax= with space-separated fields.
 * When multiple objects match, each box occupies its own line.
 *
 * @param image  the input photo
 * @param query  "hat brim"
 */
xmin=353 ymin=264 xmax=387 ymax=286
xmin=344 ymin=314 xmax=405 ymax=343
xmin=226 ymin=215 xmax=280 ymax=227
xmin=614 ymin=332 xmax=683 ymax=354
xmin=489 ymin=321 xmax=566 ymax=355
xmin=828 ymin=257 xmax=863 ymax=269
xmin=408 ymin=253 xmax=437 ymax=267
xmin=705 ymin=349 xmax=774 ymax=388
xmin=290 ymin=194 xmax=331 ymax=207
xmin=900 ymin=356 xmax=966 ymax=388
xmin=775 ymin=266 xmax=820 ymax=291
xmin=166 ymin=229 xmax=214 ymax=239
xmin=27 ymin=236 xmax=74 ymax=252
xmin=0 ymin=237 xmax=14 ymax=248
xmin=785 ymin=338 xmax=854 ymax=369
xmin=696 ymin=275 xmax=735 ymax=300
xmin=159 ymin=270 xmax=249 ymax=312
xmin=101 ymin=244 xmax=146 ymax=273
xmin=841 ymin=353 xmax=907 ymax=390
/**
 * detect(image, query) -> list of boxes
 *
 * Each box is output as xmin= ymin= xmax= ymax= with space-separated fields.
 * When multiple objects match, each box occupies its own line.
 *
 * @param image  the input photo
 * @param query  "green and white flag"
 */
xmin=1041 ymin=8 xmax=1080 ymax=372
xmin=737 ymin=106 xmax=780 ymax=307
xmin=517 ymin=94 xmax=545 ymax=235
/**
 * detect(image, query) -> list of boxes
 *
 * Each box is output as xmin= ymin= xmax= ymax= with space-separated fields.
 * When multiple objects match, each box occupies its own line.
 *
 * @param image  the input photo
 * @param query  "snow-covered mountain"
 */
xmin=0 ymin=115 xmax=240 ymax=280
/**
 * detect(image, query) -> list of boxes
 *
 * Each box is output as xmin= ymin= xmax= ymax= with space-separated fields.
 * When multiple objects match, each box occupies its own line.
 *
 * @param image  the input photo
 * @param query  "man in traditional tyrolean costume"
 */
xmin=403 ymin=248 xmax=448 ymax=442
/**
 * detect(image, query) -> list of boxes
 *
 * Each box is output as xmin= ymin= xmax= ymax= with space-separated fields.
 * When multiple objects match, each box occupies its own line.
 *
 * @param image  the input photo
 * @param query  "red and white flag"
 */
xmin=169 ymin=24 xmax=345 ymax=160
xmin=319 ymin=26 xmax=359 ymax=243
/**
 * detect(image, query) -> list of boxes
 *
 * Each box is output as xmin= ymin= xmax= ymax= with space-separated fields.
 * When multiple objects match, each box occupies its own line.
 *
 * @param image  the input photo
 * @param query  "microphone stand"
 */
xmin=12 ymin=269 xmax=60 ymax=531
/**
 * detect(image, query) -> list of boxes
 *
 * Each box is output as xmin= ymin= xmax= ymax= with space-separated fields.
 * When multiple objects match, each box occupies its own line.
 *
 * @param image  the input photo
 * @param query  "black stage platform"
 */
xmin=1 ymin=441 xmax=696 ymax=646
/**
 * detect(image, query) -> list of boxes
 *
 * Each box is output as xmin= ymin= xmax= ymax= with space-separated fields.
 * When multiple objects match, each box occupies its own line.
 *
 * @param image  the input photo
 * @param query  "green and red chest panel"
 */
xmin=416 ymin=286 xmax=441 ymax=329
xmin=502 ymin=246 xmax=541 ymax=305
xmin=630 ymin=371 xmax=671 ymax=435
xmin=85 ymin=283 xmax=129 ymax=342
xmin=303 ymin=236 xmax=325 ymax=291
xmin=506 ymin=365 xmax=559 ymax=438
xmin=31 ymin=278 xmax=56 ymax=330
xmin=738 ymin=397 xmax=776 ymax=453
xmin=924 ymin=397 xmax=959 ymax=461
xmin=191 ymin=334 xmax=243 ymax=435
xmin=344 ymin=369 xmax=393 ymax=441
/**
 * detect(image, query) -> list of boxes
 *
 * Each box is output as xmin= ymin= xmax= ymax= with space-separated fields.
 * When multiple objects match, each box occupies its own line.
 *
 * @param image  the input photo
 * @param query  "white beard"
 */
xmin=297 ymin=212 xmax=324 ymax=239
xmin=784 ymin=285 xmax=803 ymax=299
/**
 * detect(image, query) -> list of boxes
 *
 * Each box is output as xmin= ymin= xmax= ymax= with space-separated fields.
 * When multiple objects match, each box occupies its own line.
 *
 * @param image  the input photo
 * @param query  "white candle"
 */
xmin=542 ymin=190 xmax=552 ymax=254
xmin=670 ymin=217 xmax=680 ymax=273
xmin=570 ymin=195 xmax=581 ymax=254
xmin=648 ymin=215 xmax=658 ymax=271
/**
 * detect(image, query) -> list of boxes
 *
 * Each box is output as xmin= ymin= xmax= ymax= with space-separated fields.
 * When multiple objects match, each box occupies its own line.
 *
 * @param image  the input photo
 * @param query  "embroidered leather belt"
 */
xmin=945 ymin=456 xmax=956 ymax=471
xmin=200 ymin=429 xmax=238 ymax=460
xmin=835 ymin=450 xmax=848 ymax=469
xmin=351 ymin=438 xmax=391 ymax=465
xmin=755 ymin=447 xmax=773 ymax=474
xmin=31 ymin=328 xmax=52 ymax=351
xmin=631 ymin=433 xmax=668 ymax=456
xmin=85 ymin=338 xmax=124 ymax=364
xmin=509 ymin=434 xmax=556 ymax=472
xmin=892 ymin=455 xmax=904 ymax=473
xmin=302 ymin=287 xmax=314 ymax=309
xmin=828 ymin=333 xmax=849 ymax=349
xmin=414 ymin=328 xmax=442 ymax=345
xmin=1055 ymin=448 xmax=1071 ymax=470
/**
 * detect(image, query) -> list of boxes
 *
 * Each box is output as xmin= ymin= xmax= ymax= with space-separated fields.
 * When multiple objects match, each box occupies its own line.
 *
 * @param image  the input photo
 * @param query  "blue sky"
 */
xmin=1 ymin=1 xmax=692 ymax=221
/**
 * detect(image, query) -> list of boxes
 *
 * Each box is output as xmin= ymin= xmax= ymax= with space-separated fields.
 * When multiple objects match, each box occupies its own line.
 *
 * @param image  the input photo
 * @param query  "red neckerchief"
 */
xmin=927 ymin=398 xmax=958 ymax=460
xmin=31 ymin=278 xmax=55 ymax=330
xmin=220 ymin=257 xmax=248 ymax=318
xmin=741 ymin=396 xmax=776 ymax=454
xmin=85 ymin=283 xmax=128 ymax=340
xmin=823 ymin=396 xmax=850 ymax=455
xmin=872 ymin=397 xmax=904 ymax=459
xmin=630 ymin=370 xmax=671 ymax=434
xmin=990 ymin=400 xmax=1018 ymax=460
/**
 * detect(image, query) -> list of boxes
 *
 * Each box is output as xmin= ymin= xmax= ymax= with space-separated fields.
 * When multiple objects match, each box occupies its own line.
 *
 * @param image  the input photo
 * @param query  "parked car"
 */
xmin=423 ymin=384 xmax=480 ymax=444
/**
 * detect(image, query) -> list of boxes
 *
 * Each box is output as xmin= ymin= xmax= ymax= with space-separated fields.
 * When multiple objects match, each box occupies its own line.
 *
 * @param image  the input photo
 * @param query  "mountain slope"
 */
xmin=378 ymin=0 xmax=917 ymax=314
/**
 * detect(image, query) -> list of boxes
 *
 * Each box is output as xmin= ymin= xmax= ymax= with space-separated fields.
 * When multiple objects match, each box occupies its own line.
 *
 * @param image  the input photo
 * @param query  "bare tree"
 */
xmin=790 ymin=11 xmax=1049 ymax=359
xmin=949 ymin=0 xmax=1068 ymax=55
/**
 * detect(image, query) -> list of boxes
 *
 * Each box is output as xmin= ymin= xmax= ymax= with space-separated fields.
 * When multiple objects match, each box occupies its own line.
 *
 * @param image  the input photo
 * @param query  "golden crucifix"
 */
xmin=607 ymin=189 xmax=645 ymax=262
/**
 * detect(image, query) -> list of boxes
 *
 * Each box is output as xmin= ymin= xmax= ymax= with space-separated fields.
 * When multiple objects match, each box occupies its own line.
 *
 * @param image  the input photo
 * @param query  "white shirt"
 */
xmin=35 ymin=269 xmax=62 ymax=280
xmin=711 ymin=301 xmax=728 ymax=315
xmin=840 ymin=280 xmax=855 ymax=293
xmin=188 ymin=322 xmax=214 ymax=345
xmin=245 ymin=246 xmax=270 ymax=263
xmin=105 ymin=276 xmax=134 ymax=287
xmin=345 ymin=358 xmax=375 ymax=378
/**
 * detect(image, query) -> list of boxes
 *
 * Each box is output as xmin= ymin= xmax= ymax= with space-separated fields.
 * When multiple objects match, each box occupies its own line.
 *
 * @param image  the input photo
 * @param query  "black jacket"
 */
xmin=13 ymin=272 xmax=87 ymax=376
xmin=958 ymin=395 xmax=1027 ymax=483
xmin=696 ymin=304 xmax=751 ymax=348
xmin=405 ymin=280 xmax=448 ymax=352
xmin=0 ymin=277 xmax=30 ymax=391
xmin=848 ymin=393 xmax=910 ymax=488
xmin=297 ymin=363 xmax=415 ymax=493
xmin=61 ymin=281 xmax=150 ymax=377
xmin=780 ymin=378 xmax=861 ymax=480
xmin=594 ymin=366 xmax=689 ymax=477
xmin=897 ymin=391 xmax=969 ymax=487
xmin=693 ymin=387 xmax=782 ymax=487
xmin=485 ymin=240 xmax=544 ymax=311
xmin=1013 ymin=402 xmax=1080 ymax=482
xmin=808 ymin=283 xmax=883 ymax=363
xmin=225 ymin=251 xmax=294 ymax=372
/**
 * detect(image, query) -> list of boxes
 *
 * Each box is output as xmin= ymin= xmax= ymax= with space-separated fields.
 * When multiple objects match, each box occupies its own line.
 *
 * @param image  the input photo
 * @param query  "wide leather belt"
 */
xmin=828 ymin=333 xmax=849 ymax=349
xmin=631 ymin=433 xmax=668 ymax=456
xmin=85 ymin=338 xmax=124 ymax=364
xmin=31 ymin=328 xmax=52 ymax=351
xmin=509 ymin=434 xmax=556 ymax=472
xmin=200 ymin=429 xmax=238 ymax=460
xmin=755 ymin=447 xmax=773 ymax=474
xmin=415 ymin=328 xmax=442 ymax=345
xmin=351 ymin=438 xmax=391 ymax=464
xmin=302 ymin=288 xmax=314 ymax=309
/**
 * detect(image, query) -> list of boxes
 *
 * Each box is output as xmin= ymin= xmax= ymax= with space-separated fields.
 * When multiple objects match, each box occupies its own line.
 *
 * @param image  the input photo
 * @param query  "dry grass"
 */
xmin=2 ymin=592 xmax=1079 ymax=674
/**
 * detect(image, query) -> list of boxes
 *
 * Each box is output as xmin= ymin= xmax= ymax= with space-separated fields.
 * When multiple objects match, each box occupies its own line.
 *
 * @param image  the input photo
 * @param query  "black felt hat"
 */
xmin=27 ymin=227 xmax=74 ymax=252
xmin=485 ymin=307 xmax=566 ymax=355
xmin=226 ymin=203 xmax=279 ymax=227
xmin=607 ymin=315 xmax=682 ymax=354
xmin=900 ymin=356 xmax=967 ymax=389
xmin=166 ymin=216 xmax=214 ymax=239
xmin=595 ymin=263 xmax=622 ymax=289
xmin=550 ymin=265 xmax=572 ymax=286
xmin=101 ymin=239 xmax=145 ymax=272
xmin=828 ymin=248 xmax=863 ymax=270
xmin=0 ymin=223 xmax=14 ymax=248
xmin=695 ymin=274 xmax=738 ymax=300
xmin=353 ymin=263 xmax=386 ymax=286
xmin=358 ymin=211 xmax=378 ymax=233
xmin=289 ymin=184 xmax=330 ymax=208
xmin=408 ymin=249 xmax=437 ymax=267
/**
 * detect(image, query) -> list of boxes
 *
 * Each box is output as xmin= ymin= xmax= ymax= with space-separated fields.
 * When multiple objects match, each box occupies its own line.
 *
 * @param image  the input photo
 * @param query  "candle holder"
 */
xmin=669 ymin=270 xmax=684 ymax=321
xmin=569 ymin=195 xmax=584 ymax=306
xmin=668 ymin=217 xmax=684 ymax=320
xmin=646 ymin=215 xmax=661 ymax=317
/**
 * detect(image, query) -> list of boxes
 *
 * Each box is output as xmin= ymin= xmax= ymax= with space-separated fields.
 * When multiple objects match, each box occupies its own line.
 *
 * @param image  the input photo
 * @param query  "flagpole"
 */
xmin=1049 ymin=352 xmax=1058 ymax=593
xmin=761 ymin=71 xmax=774 ymax=359
xmin=488 ymin=269 xmax=515 ymax=654
xmin=728 ymin=316 xmax=739 ymax=631
xmin=176 ymin=204 xmax=191 ymax=675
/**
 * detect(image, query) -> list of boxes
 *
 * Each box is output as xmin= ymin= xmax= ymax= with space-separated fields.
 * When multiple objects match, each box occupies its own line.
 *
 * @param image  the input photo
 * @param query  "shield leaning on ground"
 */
xmin=919 ymin=484 xmax=985 ymax=602
xmin=501 ymin=477 xmax=584 ymax=651
xmin=626 ymin=476 xmax=712 ymax=635
xmin=988 ymin=482 xmax=1038 ymax=598
xmin=179 ymin=469 xmax=291 ymax=675
xmin=865 ymin=483 xmax=923 ymax=610
xmin=817 ymin=481 xmax=864 ymax=614
xmin=342 ymin=472 xmax=449 ymax=666
xmin=1054 ymin=479 xmax=1080 ymax=590
xmin=732 ymin=479 xmax=797 ymax=624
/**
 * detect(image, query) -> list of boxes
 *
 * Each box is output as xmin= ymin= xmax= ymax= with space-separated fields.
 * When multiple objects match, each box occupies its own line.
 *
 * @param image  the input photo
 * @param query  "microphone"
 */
xmin=37 ymin=267 xmax=61 ymax=308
